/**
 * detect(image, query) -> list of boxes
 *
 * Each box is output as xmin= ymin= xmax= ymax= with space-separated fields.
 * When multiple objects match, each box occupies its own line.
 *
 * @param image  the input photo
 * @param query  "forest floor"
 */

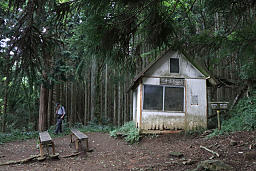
xmin=0 ymin=130 xmax=256 ymax=171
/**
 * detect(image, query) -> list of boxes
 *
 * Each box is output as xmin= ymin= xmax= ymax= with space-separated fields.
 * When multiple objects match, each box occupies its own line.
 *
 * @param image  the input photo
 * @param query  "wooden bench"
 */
xmin=39 ymin=131 xmax=56 ymax=158
xmin=70 ymin=128 xmax=88 ymax=152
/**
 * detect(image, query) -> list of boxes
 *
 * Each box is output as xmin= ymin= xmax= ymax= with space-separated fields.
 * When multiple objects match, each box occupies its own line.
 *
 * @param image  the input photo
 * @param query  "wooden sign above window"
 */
xmin=160 ymin=78 xmax=184 ymax=86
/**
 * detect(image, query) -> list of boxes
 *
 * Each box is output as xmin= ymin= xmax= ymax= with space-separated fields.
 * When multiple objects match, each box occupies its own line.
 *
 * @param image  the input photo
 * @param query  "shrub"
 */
xmin=110 ymin=121 xmax=140 ymax=144
xmin=208 ymin=93 xmax=256 ymax=137
xmin=0 ymin=130 xmax=38 ymax=144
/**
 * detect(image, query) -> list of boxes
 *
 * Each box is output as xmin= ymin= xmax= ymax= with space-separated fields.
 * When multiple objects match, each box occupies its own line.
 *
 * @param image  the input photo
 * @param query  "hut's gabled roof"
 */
xmin=128 ymin=48 xmax=217 ymax=91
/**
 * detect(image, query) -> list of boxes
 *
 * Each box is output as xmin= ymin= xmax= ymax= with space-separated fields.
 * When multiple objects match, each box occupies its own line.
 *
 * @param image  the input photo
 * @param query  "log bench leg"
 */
xmin=85 ymin=139 xmax=89 ymax=152
xmin=75 ymin=139 xmax=79 ymax=152
xmin=52 ymin=142 xmax=55 ymax=155
xmin=39 ymin=143 xmax=44 ymax=157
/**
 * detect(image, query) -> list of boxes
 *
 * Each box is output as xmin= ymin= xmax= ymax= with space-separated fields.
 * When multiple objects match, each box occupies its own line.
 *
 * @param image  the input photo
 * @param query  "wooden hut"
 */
xmin=129 ymin=50 xmax=216 ymax=133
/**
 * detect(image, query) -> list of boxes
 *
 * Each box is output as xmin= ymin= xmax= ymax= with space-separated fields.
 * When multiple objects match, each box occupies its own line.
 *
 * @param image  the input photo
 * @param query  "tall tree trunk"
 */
xmin=88 ymin=71 xmax=91 ymax=121
xmin=113 ymin=71 xmax=117 ymax=125
xmin=91 ymin=57 xmax=97 ymax=121
xmin=38 ymin=84 xmax=49 ymax=132
xmin=48 ymin=86 xmax=53 ymax=127
xmin=72 ymin=82 xmax=77 ymax=125
xmin=129 ymin=91 xmax=133 ymax=121
xmin=2 ymin=77 xmax=8 ymax=132
xmin=84 ymin=80 xmax=88 ymax=125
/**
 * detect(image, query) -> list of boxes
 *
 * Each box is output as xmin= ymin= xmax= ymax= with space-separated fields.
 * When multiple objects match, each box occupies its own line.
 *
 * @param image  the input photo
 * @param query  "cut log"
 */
xmin=0 ymin=154 xmax=40 ymax=166
xmin=200 ymin=145 xmax=220 ymax=157
xmin=61 ymin=152 xmax=82 ymax=158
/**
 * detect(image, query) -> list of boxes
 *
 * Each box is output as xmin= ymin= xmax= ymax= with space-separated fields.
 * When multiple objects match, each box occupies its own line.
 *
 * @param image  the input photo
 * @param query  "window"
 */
xmin=164 ymin=87 xmax=184 ymax=111
xmin=170 ymin=58 xmax=179 ymax=73
xmin=143 ymin=85 xmax=163 ymax=110
xmin=143 ymin=85 xmax=184 ymax=111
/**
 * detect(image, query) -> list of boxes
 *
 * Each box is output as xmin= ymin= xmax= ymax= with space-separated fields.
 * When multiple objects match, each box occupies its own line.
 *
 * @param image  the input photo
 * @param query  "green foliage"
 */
xmin=185 ymin=127 xmax=206 ymax=136
xmin=72 ymin=121 xmax=114 ymax=133
xmin=110 ymin=121 xmax=140 ymax=144
xmin=0 ymin=130 xmax=38 ymax=144
xmin=208 ymin=93 xmax=256 ymax=137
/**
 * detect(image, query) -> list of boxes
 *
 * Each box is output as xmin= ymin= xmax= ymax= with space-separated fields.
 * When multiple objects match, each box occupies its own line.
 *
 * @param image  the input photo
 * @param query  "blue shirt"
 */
xmin=56 ymin=106 xmax=65 ymax=116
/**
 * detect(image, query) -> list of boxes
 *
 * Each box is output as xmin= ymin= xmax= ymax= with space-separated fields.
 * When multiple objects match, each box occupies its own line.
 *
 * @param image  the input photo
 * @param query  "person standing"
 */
xmin=55 ymin=103 xmax=66 ymax=134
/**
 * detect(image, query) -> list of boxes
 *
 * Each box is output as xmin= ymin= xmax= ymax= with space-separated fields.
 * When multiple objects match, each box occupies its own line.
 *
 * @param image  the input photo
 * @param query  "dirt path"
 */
xmin=0 ymin=131 xmax=256 ymax=171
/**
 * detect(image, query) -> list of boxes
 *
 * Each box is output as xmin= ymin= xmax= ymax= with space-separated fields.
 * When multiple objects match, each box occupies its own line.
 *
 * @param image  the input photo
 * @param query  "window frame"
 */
xmin=143 ymin=84 xmax=185 ymax=112
xmin=170 ymin=58 xmax=180 ymax=74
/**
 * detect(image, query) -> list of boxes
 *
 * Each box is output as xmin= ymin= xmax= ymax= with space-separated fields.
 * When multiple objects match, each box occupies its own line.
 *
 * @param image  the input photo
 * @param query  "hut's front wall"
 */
xmin=132 ymin=50 xmax=208 ymax=132
xmin=137 ymin=77 xmax=207 ymax=132
xmin=185 ymin=79 xmax=207 ymax=129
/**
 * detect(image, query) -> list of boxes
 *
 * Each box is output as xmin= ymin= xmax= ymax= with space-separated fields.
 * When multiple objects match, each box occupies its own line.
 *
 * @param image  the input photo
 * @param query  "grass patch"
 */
xmin=110 ymin=121 xmax=140 ymax=144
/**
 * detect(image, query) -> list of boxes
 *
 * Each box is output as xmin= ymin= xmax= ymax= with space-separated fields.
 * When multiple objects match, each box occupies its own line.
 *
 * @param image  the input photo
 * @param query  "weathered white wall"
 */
xmin=185 ymin=79 xmax=207 ymax=129
xmin=136 ymin=84 xmax=142 ymax=128
xmin=146 ymin=51 xmax=204 ymax=79
xmin=132 ymin=90 xmax=137 ymax=123
xmin=142 ymin=77 xmax=160 ymax=85
xmin=141 ymin=111 xmax=185 ymax=130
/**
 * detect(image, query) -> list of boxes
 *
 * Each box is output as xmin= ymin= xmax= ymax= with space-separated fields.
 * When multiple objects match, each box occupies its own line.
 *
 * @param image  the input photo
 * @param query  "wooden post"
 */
xmin=51 ymin=142 xmax=55 ymax=155
xmin=39 ymin=144 xmax=44 ymax=157
xmin=75 ymin=139 xmax=79 ymax=152
xmin=217 ymin=110 xmax=221 ymax=130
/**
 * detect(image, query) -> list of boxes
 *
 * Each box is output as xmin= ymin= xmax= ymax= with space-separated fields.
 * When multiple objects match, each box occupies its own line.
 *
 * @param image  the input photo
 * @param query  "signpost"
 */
xmin=209 ymin=102 xmax=229 ymax=130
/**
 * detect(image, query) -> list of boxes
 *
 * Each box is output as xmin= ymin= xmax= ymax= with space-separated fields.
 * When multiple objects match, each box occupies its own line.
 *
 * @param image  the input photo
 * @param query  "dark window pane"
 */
xmin=143 ymin=85 xmax=163 ymax=110
xmin=164 ymin=87 xmax=184 ymax=111
xmin=170 ymin=58 xmax=179 ymax=73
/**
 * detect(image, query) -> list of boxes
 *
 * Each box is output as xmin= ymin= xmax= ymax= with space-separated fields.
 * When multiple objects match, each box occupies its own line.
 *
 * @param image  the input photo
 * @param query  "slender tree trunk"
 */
xmin=100 ymin=79 xmax=103 ymax=120
xmin=76 ymin=83 xmax=82 ymax=123
xmin=65 ymin=82 xmax=69 ymax=124
xmin=84 ymin=80 xmax=88 ymax=125
xmin=69 ymin=82 xmax=75 ymax=127
xmin=104 ymin=64 xmax=108 ymax=120
xmin=118 ymin=79 xmax=121 ymax=127
xmin=91 ymin=57 xmax=97 ymax=121
xmin=124 ymin=82 xmax=127 ymax=124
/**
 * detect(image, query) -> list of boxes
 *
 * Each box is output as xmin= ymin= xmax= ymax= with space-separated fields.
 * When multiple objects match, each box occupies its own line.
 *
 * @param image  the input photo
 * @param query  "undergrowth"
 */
xmin=0 ymin=130 xmax=38 ymax=144
xmin=0 ymin=121 xmax=114 ymax=144
xmin=71 ymin=121 xmax=114 ymax=133
xmin=208 ymin=93 xmax=256 ymax=137
xmin=110 ymin=121 xmax=140 ymax=144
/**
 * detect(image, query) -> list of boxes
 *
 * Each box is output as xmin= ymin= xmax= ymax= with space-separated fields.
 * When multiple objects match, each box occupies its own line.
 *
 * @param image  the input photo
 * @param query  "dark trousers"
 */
xmin=55 ymin=115 xmax=63 ymax=134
